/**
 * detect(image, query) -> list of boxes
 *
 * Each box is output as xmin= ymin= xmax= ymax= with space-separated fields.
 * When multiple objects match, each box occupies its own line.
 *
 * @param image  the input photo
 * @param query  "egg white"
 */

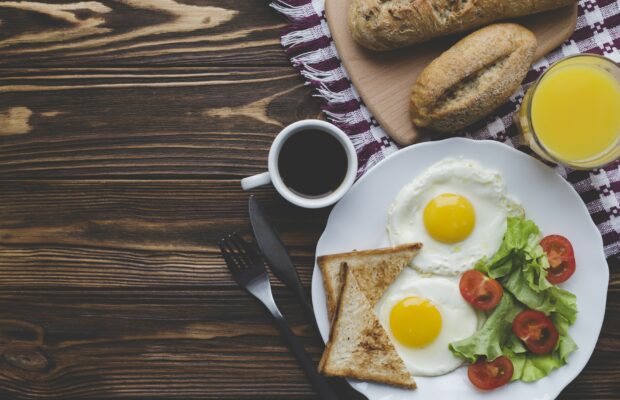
xmin=375 ymin=268 xmax=479 ymax=377
xmin=387 ymin=158 xmax=522 ymax=275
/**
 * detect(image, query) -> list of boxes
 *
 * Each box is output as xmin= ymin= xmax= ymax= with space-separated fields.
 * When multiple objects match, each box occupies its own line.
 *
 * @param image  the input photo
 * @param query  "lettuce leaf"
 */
xmin=502 ymin=267 xmax=577 ymax=324
xmin=553 ymin=314 xmax=578 ymax=362
xmin=503 ymin=266 xmax=555 ymax=313
xmin=523 ymin=239 xmax=553 ymax=292
xmin=476 ymin=217 xmax=577 ymax=323
xmin=549 ymin=287 xmax=578 ymax=325
xmin=450 ymin=216 xmax=578 ymax=382
xmin=475 ymin=217 xmax=541 ymax=276
xmin=449 ymin=292 xmax=522 ymax=362
xmin=506 ymin=314 xmax=577 ymax=382
xmin=508 ymin=351 xmax=564 ymax=382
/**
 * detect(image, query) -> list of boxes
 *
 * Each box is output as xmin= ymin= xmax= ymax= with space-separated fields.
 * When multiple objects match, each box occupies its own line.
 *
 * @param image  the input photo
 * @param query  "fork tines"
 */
xmin=219 ymin=233 xmax=266 ymax=285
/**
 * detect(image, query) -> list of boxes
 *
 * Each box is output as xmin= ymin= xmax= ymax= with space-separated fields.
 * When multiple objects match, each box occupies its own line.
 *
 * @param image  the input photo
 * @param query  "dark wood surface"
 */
xmin=0 ymin=1 xmax=617 ymax=399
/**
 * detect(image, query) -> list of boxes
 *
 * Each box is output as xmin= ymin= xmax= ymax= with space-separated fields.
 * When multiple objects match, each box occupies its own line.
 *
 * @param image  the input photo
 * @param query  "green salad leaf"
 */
xmin=478 ymin=217 xmax=578 ymax=324
xmin=505 ymin=314 xmax=577 ymax=382
xmin=451 ymin=216 xmax=578 ymax=382
xmin=550 ymin=287 xmax=578 ymax=325
xmin=449 ymin=292 xmax=522 ymax=362
xmin=475 ymin=217 xmax=542 ymax=278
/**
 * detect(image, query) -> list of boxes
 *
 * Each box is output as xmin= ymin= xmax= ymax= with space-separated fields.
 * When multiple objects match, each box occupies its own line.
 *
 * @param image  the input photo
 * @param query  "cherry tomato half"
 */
xmin=512 ymin=310 xmax=559 ymax=354
xmin=459 ymin=270 xmax=504 ymax=311
xmin=541 ymin=235 xmax=576 ymax=284
xmin=468 ymin=356 xmax=514 ymax=390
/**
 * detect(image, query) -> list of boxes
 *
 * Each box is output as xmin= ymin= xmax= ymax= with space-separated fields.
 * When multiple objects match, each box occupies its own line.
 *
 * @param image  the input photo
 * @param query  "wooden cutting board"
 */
xmin=325 ymin=1 xmax=578 ymax=146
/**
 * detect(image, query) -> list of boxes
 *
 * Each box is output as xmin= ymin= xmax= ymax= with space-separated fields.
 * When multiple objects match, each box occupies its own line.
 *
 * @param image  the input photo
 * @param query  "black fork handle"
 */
xmin=268 ymin=309 xmax=340 ymax=400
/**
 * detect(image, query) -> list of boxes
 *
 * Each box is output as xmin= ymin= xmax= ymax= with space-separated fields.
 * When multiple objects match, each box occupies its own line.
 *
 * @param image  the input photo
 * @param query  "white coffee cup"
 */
xmin=241 ymin=119 xmax=357 ymax=209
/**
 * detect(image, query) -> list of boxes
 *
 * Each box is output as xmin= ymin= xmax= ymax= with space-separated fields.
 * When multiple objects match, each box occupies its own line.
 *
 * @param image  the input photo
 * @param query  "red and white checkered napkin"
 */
xmin=271 ymin=0 xmax=620 ymax=261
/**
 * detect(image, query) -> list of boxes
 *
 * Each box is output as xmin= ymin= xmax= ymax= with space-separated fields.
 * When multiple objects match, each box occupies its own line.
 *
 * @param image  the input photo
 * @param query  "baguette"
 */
xmin=349 ymin=0 xmax=575 ymax=51
xmin=410 ymin=23 xmax=537 ymax=132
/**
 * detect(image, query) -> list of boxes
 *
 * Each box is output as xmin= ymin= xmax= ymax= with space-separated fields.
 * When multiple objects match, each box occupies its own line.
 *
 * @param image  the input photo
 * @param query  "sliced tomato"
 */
xmin=459 ymin=270 xmax=503 ymax=311
xmin=512 ymin=310 xmax=559 ymax=354
xmin=468 ymin=356 xmax=514 ymax=390
xmin=541 ymin=235 xmax=576 ymax=284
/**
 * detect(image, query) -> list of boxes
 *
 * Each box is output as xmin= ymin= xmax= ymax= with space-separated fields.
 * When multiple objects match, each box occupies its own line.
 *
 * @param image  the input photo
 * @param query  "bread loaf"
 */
xmin=349 ymin=0 xmax=574 ymax=50
xmin=410 ymin=24 xmax=537 ymax=132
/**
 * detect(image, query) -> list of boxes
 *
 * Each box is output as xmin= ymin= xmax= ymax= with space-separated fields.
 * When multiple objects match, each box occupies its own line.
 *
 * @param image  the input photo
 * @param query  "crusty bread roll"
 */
xmin=349 ymin=0 xmax=574 ymax=51
xmin=410 ymin=23 xmax=537 ymax=132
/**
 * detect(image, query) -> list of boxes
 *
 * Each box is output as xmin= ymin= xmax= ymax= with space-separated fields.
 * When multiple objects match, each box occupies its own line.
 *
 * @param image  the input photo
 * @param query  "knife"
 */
xmin=249 ymin=195 xmax=368 ymax=400
xmin=248 ymin=195 xmax=315 ymax=323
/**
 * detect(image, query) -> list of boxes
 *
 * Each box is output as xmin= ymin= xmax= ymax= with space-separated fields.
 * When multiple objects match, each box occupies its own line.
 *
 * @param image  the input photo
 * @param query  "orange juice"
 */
xmin=519 ymin=55 xmax=620 ymax=169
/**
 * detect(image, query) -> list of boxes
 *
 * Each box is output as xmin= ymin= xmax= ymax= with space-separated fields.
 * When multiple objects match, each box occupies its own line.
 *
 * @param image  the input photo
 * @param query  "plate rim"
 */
xmin=311 ymin=138 xmax=609 ymax=399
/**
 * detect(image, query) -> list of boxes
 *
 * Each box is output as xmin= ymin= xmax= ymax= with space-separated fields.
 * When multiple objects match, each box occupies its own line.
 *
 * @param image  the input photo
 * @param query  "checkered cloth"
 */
xmin=271 ymin=0 xmax=620 ymax=261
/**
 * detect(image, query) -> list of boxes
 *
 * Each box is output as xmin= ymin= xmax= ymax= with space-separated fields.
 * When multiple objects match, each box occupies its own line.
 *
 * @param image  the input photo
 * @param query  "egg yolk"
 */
xmin=423 ymin=193 xmax=475 ymax=244
xmin=389 ymin=296 xmax=442 ymax=348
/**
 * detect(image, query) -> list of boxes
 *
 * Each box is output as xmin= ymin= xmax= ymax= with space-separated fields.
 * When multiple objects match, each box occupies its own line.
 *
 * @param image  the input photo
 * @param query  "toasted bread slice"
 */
xmin=318 ymin=264 xmax=416 ymax=389
xmin=317 ymin=243 xmax=422 ymax=320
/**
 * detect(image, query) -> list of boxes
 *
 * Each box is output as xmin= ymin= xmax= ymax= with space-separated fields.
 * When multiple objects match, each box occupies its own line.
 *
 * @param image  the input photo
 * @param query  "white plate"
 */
xmin=312 ymin=138 xmax=609 ymax=400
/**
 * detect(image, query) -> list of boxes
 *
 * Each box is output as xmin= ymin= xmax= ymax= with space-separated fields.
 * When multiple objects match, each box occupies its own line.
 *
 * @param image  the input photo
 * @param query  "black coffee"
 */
xmin=278 ymin=129 xmax=348 ymax=198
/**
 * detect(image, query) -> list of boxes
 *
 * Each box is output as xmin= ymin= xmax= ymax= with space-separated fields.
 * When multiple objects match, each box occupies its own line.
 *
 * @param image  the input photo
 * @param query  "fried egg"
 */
xmin=387 ymin=158 xmax=522 ymax=275
xmin=375 ymin=268 xmax=479 ymax=377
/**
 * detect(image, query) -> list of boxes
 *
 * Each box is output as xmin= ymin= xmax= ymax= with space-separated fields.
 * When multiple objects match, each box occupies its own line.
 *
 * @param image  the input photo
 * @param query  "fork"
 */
xmin=219 ymin=233 xmax=340 ymax=400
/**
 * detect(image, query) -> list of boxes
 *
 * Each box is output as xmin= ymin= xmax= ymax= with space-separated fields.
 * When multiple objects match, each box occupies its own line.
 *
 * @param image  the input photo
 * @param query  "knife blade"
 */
xmin=248 ymin=195 xmax=314 ymax=322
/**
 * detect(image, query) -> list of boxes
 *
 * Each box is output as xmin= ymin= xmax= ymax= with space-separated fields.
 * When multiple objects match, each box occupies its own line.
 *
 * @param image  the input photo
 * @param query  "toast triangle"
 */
xmin=318 ymin=264 xmax=417 ymax=389
xmin=317 ymin=243 xmax=422 ymax=320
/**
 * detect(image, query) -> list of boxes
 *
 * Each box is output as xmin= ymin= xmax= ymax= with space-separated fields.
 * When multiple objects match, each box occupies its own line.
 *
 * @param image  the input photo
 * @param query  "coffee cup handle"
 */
xmin=241 ymin=172 xmax=271 ymax=191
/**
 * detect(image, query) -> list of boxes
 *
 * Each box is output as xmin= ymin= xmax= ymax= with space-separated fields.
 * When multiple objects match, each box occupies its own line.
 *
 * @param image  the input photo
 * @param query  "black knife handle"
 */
xmin=267 ymin=307 xmax=340 ymax=400
xmin=290 ymin=280 xmax=316 ymax=325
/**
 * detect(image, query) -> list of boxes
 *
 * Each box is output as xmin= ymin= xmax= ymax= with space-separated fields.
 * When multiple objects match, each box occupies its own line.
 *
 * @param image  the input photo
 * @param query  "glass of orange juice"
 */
xmin=517 ymin=54 xmax=620 ymax=169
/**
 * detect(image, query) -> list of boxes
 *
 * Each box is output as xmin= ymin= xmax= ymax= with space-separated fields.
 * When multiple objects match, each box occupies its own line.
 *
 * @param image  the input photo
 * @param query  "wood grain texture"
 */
xmin=327 ymin=0 xmax=577 ymax=145
xmin=0 ymin=289 xmax=322 ymax=399
xmin=0 ymin=1 xmax=618 ymax=399
xmin=0 ymin=0 xmax=288 ymax=67
xmin=0 ymin=67 xmax=320 ymax=179
xmin=0 ymin=180 xmax=328 ymax=288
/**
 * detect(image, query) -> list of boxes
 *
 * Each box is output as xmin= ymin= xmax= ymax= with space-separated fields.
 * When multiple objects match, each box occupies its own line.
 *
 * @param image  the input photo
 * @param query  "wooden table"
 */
xmin=0 ymin=1 xmax=617 ymax=399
